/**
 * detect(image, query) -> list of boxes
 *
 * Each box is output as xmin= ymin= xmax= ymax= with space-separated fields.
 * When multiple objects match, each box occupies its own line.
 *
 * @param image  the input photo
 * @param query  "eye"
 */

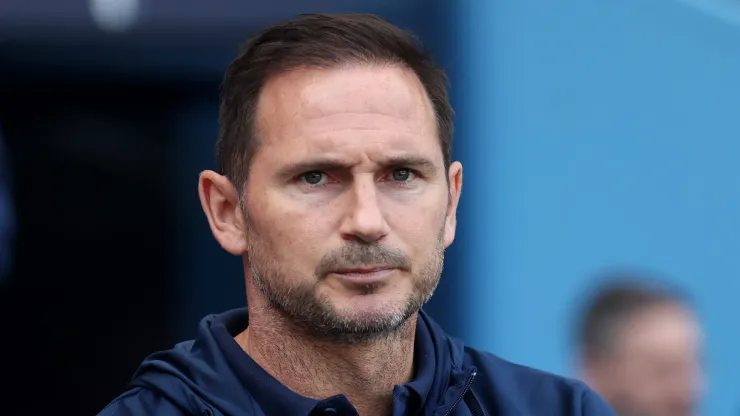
xmin=301 ymin=171 xmax=328 ymax=186
xmin=390 ymin=168 xmax=415 ymax=182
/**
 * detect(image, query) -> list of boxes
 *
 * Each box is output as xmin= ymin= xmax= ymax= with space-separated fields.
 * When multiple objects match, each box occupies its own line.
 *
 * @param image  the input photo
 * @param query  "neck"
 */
xmin=237 ymin=297 xmax=417 ymax=416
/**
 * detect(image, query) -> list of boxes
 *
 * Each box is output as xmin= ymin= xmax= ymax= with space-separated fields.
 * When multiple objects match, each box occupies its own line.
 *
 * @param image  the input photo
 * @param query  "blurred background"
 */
xmin=1 ymin=0 xmax=738 ymax=415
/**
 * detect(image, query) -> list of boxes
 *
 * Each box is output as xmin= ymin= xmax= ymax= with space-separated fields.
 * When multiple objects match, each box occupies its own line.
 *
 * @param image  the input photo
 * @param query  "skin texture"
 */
xmin=198 ymin=64 xmax=463 ymax=415
xmin=582 ymin=304 xmax=704 ymax=416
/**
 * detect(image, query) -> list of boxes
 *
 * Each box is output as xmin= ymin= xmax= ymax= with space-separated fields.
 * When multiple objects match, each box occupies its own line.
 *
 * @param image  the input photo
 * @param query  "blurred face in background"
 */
xmin=239 ymin=64 xmax=462 ymax=342
xmin=592 ymin=304 xmax=704 ymax=416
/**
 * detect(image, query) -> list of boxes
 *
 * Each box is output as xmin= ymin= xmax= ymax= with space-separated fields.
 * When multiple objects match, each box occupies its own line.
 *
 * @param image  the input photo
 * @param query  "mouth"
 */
xmin=329 ymin=267 xmax=398 ymax=283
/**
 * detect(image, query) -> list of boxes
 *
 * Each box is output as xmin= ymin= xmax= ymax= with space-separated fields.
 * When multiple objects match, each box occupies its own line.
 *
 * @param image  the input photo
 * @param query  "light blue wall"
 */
xmin=454 ymin=0 xmax=740 ymax=414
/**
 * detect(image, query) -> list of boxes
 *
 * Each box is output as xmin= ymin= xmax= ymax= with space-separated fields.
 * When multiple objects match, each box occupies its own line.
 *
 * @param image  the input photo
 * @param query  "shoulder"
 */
xmin=96 ymin=387 xmax=220 ymax=416
xmin=463 ymin=347 xmax=616 ymax=415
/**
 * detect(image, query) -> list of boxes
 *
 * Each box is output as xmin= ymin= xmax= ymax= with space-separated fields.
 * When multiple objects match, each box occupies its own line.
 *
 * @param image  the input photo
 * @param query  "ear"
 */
xmin=443 ymin=161 xmax=463 ymax=248
xmin=198 ymin=170 xmax=248 ymax=256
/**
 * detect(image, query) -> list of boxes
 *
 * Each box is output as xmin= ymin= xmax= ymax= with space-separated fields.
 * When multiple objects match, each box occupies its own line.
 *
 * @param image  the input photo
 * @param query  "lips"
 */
xmin=328 ymin=267 xmax=397 ymax=283
xmin=332 ymin=266 xmax=395 ymax=274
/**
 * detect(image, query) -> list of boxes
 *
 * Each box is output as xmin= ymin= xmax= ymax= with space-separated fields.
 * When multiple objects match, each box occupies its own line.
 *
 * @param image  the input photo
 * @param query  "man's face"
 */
xmin=603 ymin=305 xmax=704 ymax=416
xmin=242 ymin=64 xmax=461 ymax=342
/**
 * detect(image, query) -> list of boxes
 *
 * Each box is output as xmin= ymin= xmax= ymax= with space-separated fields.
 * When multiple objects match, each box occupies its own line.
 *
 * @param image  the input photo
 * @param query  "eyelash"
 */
xmin=298 ymin=168 xmax=420 ymax=188
xmin=383 ymin=168 xmax=418 ymax=185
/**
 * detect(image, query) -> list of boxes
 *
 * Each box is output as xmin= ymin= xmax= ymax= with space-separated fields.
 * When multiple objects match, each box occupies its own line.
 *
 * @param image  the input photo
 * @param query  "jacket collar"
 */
xmin=209 ymin=308 xmax=465 ymax=415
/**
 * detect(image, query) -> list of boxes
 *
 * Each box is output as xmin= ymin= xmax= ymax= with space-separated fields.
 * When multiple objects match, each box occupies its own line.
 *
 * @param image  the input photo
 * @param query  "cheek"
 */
xmin=249 ymin=192 xmax=335 ymax=265
xmin=385 ymin=198 xmax=446 ymax=251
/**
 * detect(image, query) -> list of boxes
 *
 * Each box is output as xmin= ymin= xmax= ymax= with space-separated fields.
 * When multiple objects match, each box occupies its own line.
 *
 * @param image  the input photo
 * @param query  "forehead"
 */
xmin=253 ymin=64 xmax=440 ymax=164
xmin=620 ymin=305 xmax=701 ymax=357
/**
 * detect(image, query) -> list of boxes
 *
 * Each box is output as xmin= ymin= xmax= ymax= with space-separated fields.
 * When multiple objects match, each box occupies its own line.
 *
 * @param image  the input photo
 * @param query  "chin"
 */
xmin=335 ymin=290 xmax=405 ymax=309
xmin=289 ymin=291 xmax=423 ymax=343
xmin=331 ymin=295 xmax=415 ymax=325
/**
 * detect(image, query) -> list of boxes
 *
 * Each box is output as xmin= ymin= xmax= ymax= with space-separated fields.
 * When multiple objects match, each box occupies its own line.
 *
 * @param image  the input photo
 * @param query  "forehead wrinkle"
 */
xmin=299 ymin=129 xmax=439 ymax=159
xmin=254 ymin=65 xmax=439 ymax=161
xmin=301 ymin=113 xmax=431 ymax=135
xmin=295 ymin=65 xmax=434 ymax=122
xmin=299 ymin=94 xmax=425 ymax=121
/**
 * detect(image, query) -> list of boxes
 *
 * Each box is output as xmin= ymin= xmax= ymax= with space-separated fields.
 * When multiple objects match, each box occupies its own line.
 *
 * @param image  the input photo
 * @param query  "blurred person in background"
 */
xmin=574 ymin=275 xmax=704 ymax=416
xmin=98 ymin=13 xmax=615 ymax=416
xmin=0 ymin=127 xmax=14 ymax=281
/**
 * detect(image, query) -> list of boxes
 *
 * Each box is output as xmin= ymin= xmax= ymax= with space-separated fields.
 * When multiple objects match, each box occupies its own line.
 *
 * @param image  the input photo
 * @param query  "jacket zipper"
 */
xmin=442 ymin=369 xmax=477 ymax=416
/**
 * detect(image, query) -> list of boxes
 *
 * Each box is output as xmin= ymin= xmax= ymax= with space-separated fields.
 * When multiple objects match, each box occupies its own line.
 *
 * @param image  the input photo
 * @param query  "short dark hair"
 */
xmin=575 ymin=273 xmax=692 ymax=360
xmin=216 ymin=13 xmax=454 ymax=194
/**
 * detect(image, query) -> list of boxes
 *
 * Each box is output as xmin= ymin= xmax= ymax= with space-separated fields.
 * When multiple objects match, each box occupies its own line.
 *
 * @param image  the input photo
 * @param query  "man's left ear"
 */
xmin=443 ymin=161 xmax=462 ymax=248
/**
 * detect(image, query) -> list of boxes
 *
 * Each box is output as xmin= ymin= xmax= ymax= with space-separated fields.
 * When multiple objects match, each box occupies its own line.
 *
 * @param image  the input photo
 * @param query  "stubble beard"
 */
xmin=246 ymin=217 xmax=446 ymax=345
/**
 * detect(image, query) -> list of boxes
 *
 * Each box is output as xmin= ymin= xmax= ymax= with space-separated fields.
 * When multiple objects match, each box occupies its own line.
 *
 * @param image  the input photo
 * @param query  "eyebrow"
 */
xmin=277 ymin=155 xmax=439 ymax=178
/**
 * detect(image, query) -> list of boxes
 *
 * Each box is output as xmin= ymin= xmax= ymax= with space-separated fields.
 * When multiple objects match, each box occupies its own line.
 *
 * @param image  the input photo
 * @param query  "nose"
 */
xmin=339 ymin=176 xmax=390 ymax=243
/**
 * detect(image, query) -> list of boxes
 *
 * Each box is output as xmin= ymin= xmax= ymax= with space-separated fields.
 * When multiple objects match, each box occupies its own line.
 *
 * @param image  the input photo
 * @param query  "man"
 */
xmin=98 ymin=14 xmax=615 ymax=416
xmin=574 ymin=276 xmax=704 ymax=416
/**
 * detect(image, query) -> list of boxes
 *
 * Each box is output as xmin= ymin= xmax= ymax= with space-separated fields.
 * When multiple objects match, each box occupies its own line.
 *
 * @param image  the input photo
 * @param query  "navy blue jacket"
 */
xmin=98 ymin=308 xmax=615 ymax=415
